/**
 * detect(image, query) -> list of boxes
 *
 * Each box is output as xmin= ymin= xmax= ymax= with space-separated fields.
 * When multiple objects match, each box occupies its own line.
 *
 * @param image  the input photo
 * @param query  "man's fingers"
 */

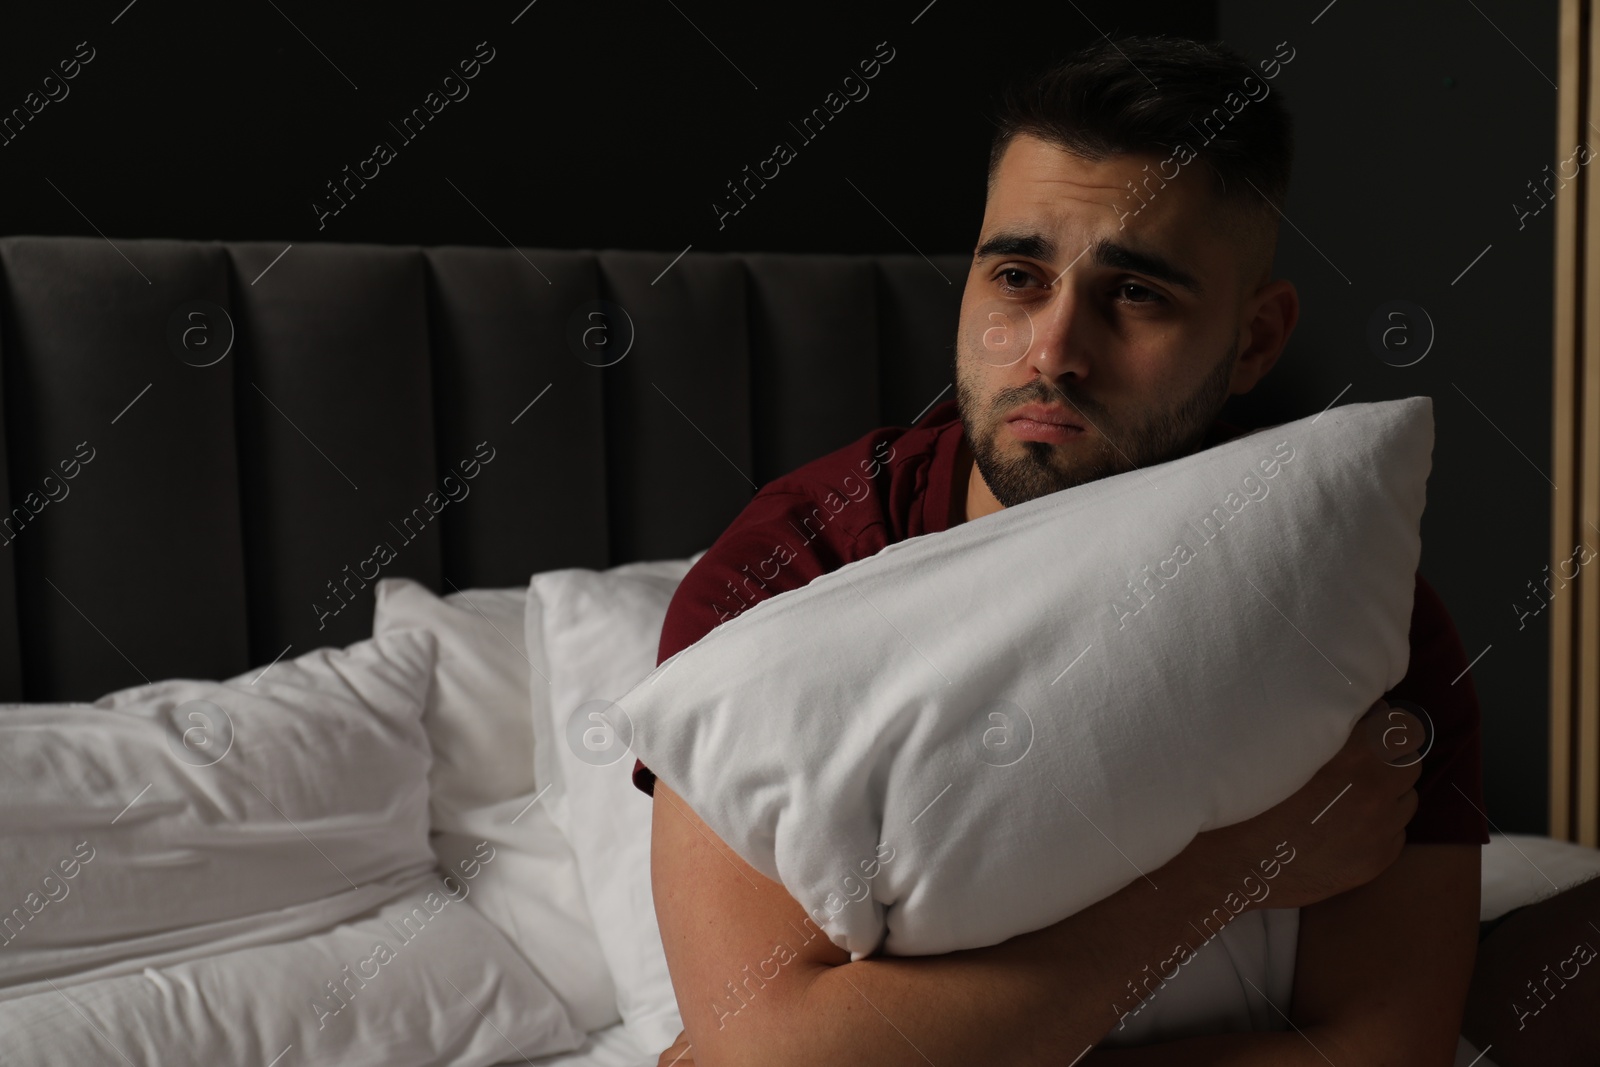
xmin=1359 ymin=701 xmax=1429 ymax=764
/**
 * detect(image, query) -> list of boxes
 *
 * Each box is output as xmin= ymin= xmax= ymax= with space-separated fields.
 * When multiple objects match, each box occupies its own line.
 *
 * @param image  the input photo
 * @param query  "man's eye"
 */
xmin=997 ymin=269 xmax=1035 ymax=293
xmin=1116 ymin=283 xmax=1163 ymax=304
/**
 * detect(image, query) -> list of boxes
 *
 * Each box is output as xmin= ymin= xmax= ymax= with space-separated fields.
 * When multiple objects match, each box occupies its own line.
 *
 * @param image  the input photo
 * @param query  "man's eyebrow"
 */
xmin=1092 ymin=238 xmax=1203 ymax=295
xmin=973 ymin=231 xmax=1058 ymax=264
xmin=973 ymin=230 xmax=1203 ymax=296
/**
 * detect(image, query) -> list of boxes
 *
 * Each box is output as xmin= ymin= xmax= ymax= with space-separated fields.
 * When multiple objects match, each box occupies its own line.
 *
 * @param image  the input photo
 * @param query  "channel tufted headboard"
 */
xmin=0 ymin=236 xmax=982 ymax=703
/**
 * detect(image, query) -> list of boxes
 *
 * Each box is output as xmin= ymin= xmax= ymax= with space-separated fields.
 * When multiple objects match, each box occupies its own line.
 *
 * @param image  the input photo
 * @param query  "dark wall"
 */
xmin=1 ymin=0 xmax=1558 ymax=832
xmin=1218 ymin=0 xmax=1558 ymax=834
xmin=0 ymin=1 xmax=1210 ymax=253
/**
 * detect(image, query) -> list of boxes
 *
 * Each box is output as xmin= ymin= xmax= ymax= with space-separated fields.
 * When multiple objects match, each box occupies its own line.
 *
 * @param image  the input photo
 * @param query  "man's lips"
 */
xmin=1004 ymin=404 xmax=1083 ymax=431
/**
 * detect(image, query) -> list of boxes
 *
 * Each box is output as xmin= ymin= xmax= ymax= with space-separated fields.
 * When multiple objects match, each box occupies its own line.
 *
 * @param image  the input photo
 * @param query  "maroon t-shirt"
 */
xmin=632 ymin=398 xmax=1490 ymax=846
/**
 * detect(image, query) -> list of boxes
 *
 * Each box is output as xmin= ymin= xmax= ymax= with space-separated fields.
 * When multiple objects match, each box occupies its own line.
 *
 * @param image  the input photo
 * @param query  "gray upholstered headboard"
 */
xmin=0 ymin=237 xmax=978 ymax=703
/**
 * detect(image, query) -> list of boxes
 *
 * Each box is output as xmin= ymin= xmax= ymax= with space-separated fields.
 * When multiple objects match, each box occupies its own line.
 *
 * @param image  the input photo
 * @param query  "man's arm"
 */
xmin=1076 ymin=843 xmax=1480 ymax=1066
xmin=650 ymin=702 xmax=1426 ymax=1067
xmin=651 ymin=779 xmax=1248 ymax=1067
xmin=1292 ymin=842 xmax=1480 ymax=1063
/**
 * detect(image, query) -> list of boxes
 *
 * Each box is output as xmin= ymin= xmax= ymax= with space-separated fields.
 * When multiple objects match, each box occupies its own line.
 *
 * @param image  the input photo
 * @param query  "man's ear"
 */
xmin=1229 ymin=278 xmax=1299 ymax=396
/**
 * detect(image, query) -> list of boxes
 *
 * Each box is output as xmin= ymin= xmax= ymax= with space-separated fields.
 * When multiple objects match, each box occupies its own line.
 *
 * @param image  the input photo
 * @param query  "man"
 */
xmin=640 ymin=36 xmax=1493 ymax=1065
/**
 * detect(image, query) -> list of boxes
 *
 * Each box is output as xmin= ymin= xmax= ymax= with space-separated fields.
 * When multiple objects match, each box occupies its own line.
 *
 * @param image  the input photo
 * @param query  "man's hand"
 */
xmin=1075 ymin=701 xmax=1474 ymax=1067
xmin=1178 ymin=699 xmax=1424 ymax=911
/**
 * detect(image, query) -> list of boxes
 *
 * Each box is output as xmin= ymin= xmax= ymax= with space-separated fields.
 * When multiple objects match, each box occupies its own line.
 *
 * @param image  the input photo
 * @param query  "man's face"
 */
xmin=955 ymin=133 xmax=1260 ymax=509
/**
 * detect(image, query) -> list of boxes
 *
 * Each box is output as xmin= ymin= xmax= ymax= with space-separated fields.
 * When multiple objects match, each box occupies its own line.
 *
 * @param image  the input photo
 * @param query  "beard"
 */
xmin=955 ymin=340 xmax=1237 ymax=508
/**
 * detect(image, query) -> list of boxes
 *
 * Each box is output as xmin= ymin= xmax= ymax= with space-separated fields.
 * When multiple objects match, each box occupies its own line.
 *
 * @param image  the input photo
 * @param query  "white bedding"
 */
xmin=0 ymin=871 xmax=581 ymax=1066
xmin=373 ymin=578 xmax=622 ymax=1033
xmin=527 ymin=557 xmax=704 ymax=1053
xmin=511 ymin=1022 xmax=656 ymax=1067
xmin=6 ymin=537 xmax=1597 ymax=1064
xmin=0 ymin=631 xmax=585 ymax=1065
xmin=0 ymin=632 xmax=442 ymax=993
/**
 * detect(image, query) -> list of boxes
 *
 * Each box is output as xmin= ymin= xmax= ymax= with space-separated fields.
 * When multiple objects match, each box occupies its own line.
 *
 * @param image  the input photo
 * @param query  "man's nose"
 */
xmin=1024 ymin=284 xmax=1095 ymax=382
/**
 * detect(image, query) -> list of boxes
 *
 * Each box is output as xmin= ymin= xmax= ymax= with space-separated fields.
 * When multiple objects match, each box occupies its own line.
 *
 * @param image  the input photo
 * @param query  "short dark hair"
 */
xmin=986 ymin=36 xmax=1294 ymax=271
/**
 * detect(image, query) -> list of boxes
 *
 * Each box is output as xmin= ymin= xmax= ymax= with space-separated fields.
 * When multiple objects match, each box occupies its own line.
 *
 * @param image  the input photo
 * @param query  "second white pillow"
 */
xmin=527 ymin=555 xmax=705 ymax=1055
xmin=371 ymin=578 xmax=621 ymax=1033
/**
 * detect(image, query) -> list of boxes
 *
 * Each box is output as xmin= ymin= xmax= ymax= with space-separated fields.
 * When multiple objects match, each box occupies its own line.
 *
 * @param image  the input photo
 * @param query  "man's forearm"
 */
xmin=728 ymin=848 xmax=1243 ymax=1067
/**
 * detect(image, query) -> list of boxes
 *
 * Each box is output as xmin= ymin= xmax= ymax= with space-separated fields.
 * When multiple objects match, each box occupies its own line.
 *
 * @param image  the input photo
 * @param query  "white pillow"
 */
xmin=372 ymin=579 xmax=620 ymax=1032
xmin=1481 ymin=833 xmax=1600 ymax=920
xmin=0 ymin=869 xmax=582 ymax=1066
xmin=621 ymin=397 xmax=1433 ymax=958
xmin=527 ymin=555 xmax=705 ymax=1055
xmin=0 ymin=630 xmax=441 ymax=991
xmin=373 ymin=579 xmax=538 ymax=814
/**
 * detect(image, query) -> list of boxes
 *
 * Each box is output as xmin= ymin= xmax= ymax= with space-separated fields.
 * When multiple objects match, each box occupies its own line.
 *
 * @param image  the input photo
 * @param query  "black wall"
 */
xmin=0 ymin=1 xmax=1210 ymax=252
xmin=0 ymin=0 xmax=1560 ymax=832
xmin=1219 ymin=0 xmax=1558 ymax=834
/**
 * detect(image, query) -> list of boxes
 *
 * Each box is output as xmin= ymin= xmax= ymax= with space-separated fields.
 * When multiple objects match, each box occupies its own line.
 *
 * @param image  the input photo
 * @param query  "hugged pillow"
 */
xmin=372 ymin=579 xmax=620 ymax=1032
xmin=0 ymin=630 xmax=440 ymax=991
xmin=621 ymin=398 xmax=1433 ymax=959
xmin=527 ymin=555 xmax=704 ymax=1054
xmin=0 ymin=869 xmax=582 ymax=1066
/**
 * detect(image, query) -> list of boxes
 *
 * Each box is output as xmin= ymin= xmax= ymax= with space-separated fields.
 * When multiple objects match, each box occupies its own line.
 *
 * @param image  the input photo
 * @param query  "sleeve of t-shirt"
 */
xmin=1385 ymin=572 xmax=1491 ymax=844
xmin=631 ymin=491 xmax=849 ymax=797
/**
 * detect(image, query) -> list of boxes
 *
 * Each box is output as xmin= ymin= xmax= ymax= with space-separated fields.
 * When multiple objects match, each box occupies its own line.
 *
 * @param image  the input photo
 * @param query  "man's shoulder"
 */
xmin=713 ymin=396 xmax=959 ymax=557
xmin=761 ymin=397 xmax=958 ymax=500
xmin=656 ymin=401 xmax=960 ymax=663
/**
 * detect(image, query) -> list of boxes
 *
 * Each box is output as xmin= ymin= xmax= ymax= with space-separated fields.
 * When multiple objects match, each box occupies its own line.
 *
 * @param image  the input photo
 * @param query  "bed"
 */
xmin=0 ymin=235 xmax=1593 ymax=1066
